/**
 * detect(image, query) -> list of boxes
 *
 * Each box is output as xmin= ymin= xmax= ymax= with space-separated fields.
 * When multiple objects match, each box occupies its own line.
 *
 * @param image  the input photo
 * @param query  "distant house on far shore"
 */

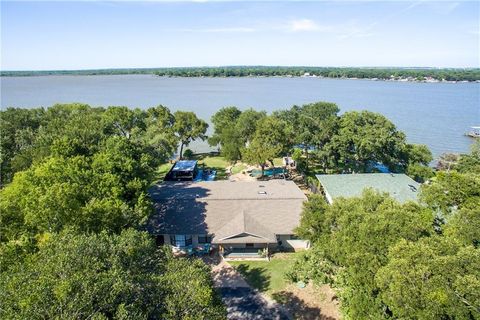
xmin=315 ymin=173 xmax=420 ymax=204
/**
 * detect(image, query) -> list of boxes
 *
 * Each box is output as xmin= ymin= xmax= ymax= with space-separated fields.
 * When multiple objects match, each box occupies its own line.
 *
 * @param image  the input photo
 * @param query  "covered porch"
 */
xmin=221 ymin=246 xmax=270 ymax=261
xmin=215 ymin=234 xmax=276 ymax=261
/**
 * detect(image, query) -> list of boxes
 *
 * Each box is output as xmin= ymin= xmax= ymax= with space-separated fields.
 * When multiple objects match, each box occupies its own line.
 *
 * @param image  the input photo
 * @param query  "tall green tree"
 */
xmin=144 ymin=105 xmax=178 ymax=163
xmin=241 ymin=116 xmax=291 ymax=176
xmin=218 ymin=126 xmax=243 ymax=162
xmin=173 ymin=111 xmax=208 ymax=159
xmin=209 ymin=107 xmax=266 ymax=162
xmin=444 ymin=207 xmax=480 ymax=248
xmin=208 ymin=106 xmax=241 ymax=146
xmin=235 ymin=108 xmax=266 ymax=145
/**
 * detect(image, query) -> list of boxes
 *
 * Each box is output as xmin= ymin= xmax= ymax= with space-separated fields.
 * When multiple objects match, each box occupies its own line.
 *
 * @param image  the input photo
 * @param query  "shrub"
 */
xmin=182 ymin=149 xmax=194 ymax=159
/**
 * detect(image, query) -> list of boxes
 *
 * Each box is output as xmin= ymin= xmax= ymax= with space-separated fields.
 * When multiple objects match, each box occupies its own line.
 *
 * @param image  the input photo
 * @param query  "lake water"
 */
xmin=1 ymin=74 xmax=479 ymax=158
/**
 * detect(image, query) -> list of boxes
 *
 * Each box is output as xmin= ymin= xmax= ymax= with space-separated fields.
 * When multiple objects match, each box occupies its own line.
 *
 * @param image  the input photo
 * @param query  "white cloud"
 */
xmin=288 ymin=19 xmax=330 ymax=32
xmin=174 ymin=27 xmax=255 ymax=33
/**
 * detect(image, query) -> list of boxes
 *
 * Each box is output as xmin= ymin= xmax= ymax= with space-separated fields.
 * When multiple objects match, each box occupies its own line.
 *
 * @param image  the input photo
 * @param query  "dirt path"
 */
xmin=272 ymin=283 xmax=341 ymax=320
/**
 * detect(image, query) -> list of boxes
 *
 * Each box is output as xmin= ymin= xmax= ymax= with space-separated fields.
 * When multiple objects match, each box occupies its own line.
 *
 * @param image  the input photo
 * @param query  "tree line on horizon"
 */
xmin=2 ymin=66 xmax=480 ymax=81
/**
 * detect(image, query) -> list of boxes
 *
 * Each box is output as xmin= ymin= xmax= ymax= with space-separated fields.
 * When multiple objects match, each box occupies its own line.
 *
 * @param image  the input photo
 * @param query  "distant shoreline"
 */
xmin=1 ymin=74 xmax=478 ymax=84
xmin=1 ymin=66 xmax=479 ymax=82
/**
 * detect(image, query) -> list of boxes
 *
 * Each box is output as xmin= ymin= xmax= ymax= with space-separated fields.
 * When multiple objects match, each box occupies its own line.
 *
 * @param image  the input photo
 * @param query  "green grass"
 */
xmin=149 ymin=163 xmax=173 ymax=186
xmin=272 ymin=157 xmax=284 ymax=167
xmin=230 ymin=252 xmax=303 ymax=295
xmin=197 ymin=156 xmax=229 ymax=168
xmin=196 ymin=156 xmax=229 ymax=180
xmin=231 ymin=163 xmax=247 ymax=175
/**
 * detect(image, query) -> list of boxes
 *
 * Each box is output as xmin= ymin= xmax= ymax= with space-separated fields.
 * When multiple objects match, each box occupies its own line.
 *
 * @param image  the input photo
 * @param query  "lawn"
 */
xmin=149 ymin=162 xmax=173 ymax=185
xmin=229 ymin=252 xmax=303 ymax=295
xmin=231 ymin=163 xmax=247 ymax=174
xmin=272 ymin=157 xmax=284 ymax=167
xmin=196 ymin=156 xmax=229 ymax=180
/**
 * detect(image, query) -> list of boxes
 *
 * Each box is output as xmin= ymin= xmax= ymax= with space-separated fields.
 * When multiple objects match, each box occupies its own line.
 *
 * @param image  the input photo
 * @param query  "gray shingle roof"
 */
xmin=146 ymin=180 xmax=307 ymax=243
xmin=316 ymin=173 xmax=420 ymax=203
xmin=214 ymin=211 xmax=277 ymax=243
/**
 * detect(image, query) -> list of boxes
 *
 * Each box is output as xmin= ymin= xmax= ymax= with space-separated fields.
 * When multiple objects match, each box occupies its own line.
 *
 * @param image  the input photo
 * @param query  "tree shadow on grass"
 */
xmin=234 ymin=265 xmax=271 ymax=292
xmin=272 ymin=291 xmax=337 ymax=320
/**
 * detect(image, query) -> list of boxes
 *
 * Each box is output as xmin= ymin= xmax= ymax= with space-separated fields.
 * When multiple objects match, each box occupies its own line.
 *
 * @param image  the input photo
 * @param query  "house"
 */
xmin=164 ymin=160 xmax=198 ymax=181
xmin=316 ymin=173 xmax=420 ymax=204
xmin=146 ymin=180 xmax=309 ymax=259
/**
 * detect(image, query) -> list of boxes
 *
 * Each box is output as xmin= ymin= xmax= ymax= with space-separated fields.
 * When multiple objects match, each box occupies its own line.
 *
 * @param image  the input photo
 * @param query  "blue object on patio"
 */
xmin=203 ymin=243 xmax=211 ymax=253
xmin=193 ymin=169 xmax=217 ymax=181
xmin=186 ymin=246 xmax=194 ymax=256
xmin=194 ymin=243 xmax=211 ymax=255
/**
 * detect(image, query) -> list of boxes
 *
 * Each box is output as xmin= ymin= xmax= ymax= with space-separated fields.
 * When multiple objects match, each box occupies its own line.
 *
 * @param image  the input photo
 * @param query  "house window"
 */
xmin=246 ymin=243 xmax=254 ymax=248
xmin=170 ymin=235 xmax=192 ymax=247
xmin=198 ymin=235 xmax=212 ymax=244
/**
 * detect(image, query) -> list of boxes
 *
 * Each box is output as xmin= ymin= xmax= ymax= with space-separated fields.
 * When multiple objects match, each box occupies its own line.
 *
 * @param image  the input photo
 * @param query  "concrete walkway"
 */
xmin=211 ymin=260 xmax=290 ymax=320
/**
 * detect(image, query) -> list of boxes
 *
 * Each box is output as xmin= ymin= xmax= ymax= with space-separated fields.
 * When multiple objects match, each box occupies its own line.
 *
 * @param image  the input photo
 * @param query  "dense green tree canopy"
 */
xmin=103 ymin=106 xmax=146 ymax=139
xmin=0 ymin=140 xmax=154 ymax=242
xmin=457 ymin=141 xmax=480 ymax=174
xmin=274 ymin=102 xmax=339 ymax=170
xmin=376 ymin=237 xmax=480 ymax=320
xmin=420 ymin=171 xmax=480 ymax=215
xmin=293 ymin=190 xmax=433 ymax=318
xmin=0 ymin=104 xmax=181 ymax=185
xmin=0 ymin=107 xmax=44 ymax=185
xmin=291 ymin=144 xmax=480 ymax=320
xmin=0 ymin=229 xmax=226 ymax=320
xmin=325 ymin=111 xmax=407 ymax=172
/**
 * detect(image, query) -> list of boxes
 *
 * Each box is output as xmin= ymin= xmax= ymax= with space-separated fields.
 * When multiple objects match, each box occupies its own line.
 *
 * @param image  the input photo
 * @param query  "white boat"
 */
xmin=466 ymin=126 xmax=480 ymax=138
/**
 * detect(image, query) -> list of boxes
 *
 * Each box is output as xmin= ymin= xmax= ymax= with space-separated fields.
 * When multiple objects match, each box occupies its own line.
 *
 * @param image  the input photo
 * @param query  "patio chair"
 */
xmin=186 ymin=246 xmax=194 ymax=256
xmin=204 ymin=243 xmax=211 ymax=254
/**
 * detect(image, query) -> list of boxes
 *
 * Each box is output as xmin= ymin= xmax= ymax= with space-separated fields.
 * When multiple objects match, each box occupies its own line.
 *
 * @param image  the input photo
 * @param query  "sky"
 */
xmin=1 ymin=0 xmax=479 ymax=70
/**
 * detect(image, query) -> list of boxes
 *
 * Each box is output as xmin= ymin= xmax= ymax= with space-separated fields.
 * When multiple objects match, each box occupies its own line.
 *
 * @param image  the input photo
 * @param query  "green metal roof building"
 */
xmin=315 ymin=173 xmax=420 ymax=204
